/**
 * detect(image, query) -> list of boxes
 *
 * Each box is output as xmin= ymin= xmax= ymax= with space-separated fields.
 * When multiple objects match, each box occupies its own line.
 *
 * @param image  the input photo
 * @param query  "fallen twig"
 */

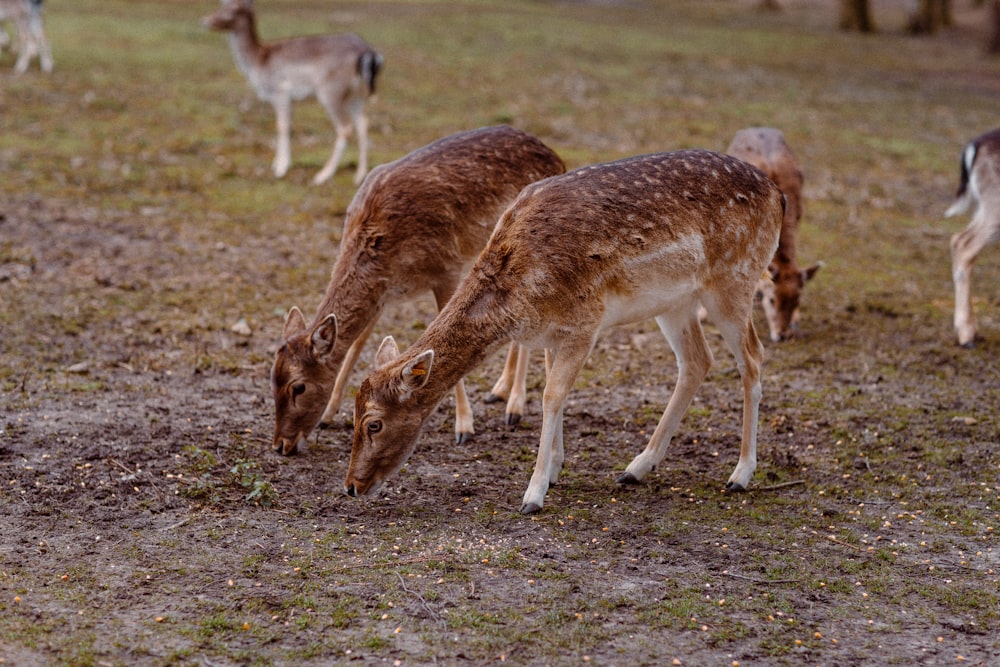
xmin=724 ymin=571 xmax=800 ymax=585
xmin=757 ymin=480 xmax=806 ymax=491
xmin=395 ymin=571 xmax=444 ymax=624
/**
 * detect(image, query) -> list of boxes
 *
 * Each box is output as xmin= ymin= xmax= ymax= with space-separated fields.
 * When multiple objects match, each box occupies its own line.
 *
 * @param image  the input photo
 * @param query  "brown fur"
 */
xmin=203 ymin=0 xmax=382 ymax=185
xmin=347 ymin=150 xmax=784 ymax=513
xmin=271 ymin=125 xmax=565 ymax=454
xmin=726 ymin=127 xmax=821 ymax=341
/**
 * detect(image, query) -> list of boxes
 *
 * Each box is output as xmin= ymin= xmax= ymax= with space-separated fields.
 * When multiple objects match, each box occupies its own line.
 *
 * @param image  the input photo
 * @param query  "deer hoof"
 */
xmin=616 ymin=472 xmax=641 ymax=485
xmin=505 ymin=413 xmax=522 ymax=427
xmin=520 ymin=502 xmax=542 ymax=515
xmin=724 ymin=481 xmax=748 ymax=493
xmin=455 ymin=431 xmax=474 ymax=445
xmin=484 ymin=392 xmax=504 ymax=404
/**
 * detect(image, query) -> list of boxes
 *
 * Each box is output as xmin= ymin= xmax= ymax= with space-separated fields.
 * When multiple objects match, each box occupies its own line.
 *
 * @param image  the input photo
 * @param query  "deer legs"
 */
xmin=618 ymin=310 xmax=713 ymax=485
xmin=484 ymin=341 xmax=530 ymax=425
xmin=951 ymin=210 xmax=999 ymax=347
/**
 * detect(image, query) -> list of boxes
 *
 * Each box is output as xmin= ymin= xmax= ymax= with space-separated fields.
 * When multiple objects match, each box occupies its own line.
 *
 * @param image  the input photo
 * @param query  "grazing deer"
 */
xmin=271 ymin=125 xmax=565 ymax=455
xmin=346 ymin=149 xmax=784 ymax=513
xmin=0 ymin=0 xmax=52 ymax=74
xmin=726 ymin=127 xmax=821 ymax=342
xmin=202 ymin=0 xmax=382 ymax=186
xmin=945 ymin=127 xmax=1000 ymax=347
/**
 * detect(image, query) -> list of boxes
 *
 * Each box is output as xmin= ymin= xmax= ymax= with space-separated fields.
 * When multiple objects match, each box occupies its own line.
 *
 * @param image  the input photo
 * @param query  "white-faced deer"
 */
xmin=0 ymin=0 xmax=52 ymax=74
xmin=945 ymin=127 xmax=1000 ymax=347
xmin=271 ymin=125 xmax=565 ymax=455
xmin=346 ymin=149 xmax=784 ymax=514
xmin=202 ymin=0 xmax=382 ymax=186
xmin=726 ymin=127 xmax=821 ymax=342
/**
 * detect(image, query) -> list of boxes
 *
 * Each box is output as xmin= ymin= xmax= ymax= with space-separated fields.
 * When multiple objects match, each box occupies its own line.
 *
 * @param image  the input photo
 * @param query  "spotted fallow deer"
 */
xmin=346 ymin=149 xmax=784 ymax=514
xmin=202 ymin=0 xmax=382 ymax=186
xmin=0 ymin=0 xmax=52 ymax=74
xmin=945 ymin=127 xmax=1000 ymax=347
xmin=726 ymin=127 xmax=821 ymax=342
xmin=271 ymin=126 xmax=565 ymax=455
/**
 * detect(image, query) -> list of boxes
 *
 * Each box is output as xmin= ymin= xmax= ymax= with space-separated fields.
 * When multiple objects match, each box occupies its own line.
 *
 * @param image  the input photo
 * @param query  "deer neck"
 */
xmin=226 ymin=11 xmax=265 ymax=77
xmin=313 ymin=246 xmax=391 ymax=368
xmin=406 ymin=283 xmax=516 ymax=417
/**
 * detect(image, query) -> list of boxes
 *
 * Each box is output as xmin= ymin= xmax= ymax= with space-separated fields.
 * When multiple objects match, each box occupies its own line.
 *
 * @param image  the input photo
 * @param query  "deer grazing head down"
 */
xmin=347 ymin=149 xmax=784 ymax=513
xmin=269 ymin=126 xmax=565 ymax=455
xmin=727 ymin=127 xmax=821 ymax=342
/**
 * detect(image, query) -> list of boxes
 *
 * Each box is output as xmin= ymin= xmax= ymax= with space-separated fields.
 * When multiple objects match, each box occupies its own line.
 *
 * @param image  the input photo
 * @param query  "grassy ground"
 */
xmin=1 ymin=0 xmax=999 ymax=665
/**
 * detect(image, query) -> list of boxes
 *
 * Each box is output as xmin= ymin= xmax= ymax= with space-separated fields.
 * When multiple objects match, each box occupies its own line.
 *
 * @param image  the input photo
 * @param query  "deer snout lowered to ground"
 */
xmin=944 ymin=126 xmax=1000 ymax=347
xmin=203 ymin=0 xmax=382 ymax=186
xmin=727 ymin=127 xmax=821 ymax=342
xmin=346 ymin=149 xmax=784 ymax=514
xmin=270 ymin=125 xmax=566 ymax=456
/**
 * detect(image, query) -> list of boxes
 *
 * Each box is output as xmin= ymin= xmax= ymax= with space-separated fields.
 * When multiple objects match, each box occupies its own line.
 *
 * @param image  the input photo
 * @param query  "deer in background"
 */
xmin=726 ymin=127 xmax=821 ymax=342
xmin=346 ymin=150 xmax=784 ymax=514
xmin=271 ymin=126 xmax=565 ymax=456
xmin=202 ymin=0 xmax=382 ymax=186
xmin=0 ymin=0 xmax=52 ymax=74
xmin=945 ymin=127 xmax=1000 ymax=347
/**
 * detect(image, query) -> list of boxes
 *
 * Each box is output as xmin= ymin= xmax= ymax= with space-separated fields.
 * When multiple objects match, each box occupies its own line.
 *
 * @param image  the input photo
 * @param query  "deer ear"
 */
xmin=401 ymin=350 xmax=434 ymax=392
xmin=374 ymin=336 xmax=400 ymax=368
xmin=283 ymin=306 xmax=307 ymax=339
xmin=310 ymin=314 xmax=337 ymax=359
xmin=802 ymin=261 xmax=823 ymax=283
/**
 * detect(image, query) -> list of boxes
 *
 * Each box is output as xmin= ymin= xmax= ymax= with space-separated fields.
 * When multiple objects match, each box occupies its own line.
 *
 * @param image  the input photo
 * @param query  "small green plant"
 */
xmin=230 ymin=459 xmax=278 ymax=507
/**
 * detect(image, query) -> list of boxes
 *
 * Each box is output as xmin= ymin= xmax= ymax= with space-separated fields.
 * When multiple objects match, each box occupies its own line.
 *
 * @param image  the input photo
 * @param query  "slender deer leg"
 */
xmin=951 ymin=212 xmax=998 ymax=347
xmin=434 ymin=286 xmax=475 ymax=443
xmin=272 ymin=96 xmax=292 ymax=178
xmin=506 ymin=345 xmax=529 ymax=425
xmin=485 ymin=342 xmax=530 ymax=425
xmin=486 ymin=342 xmax=518 ymax=402
xmin=544 ymin=348 xmax=563 ymax=485
xmin=521 ymin=341 xmax=592 ymax=514
xmin=320 ymin=319 xmax=378 ymax=425
xmin=710 ymin=314 xmax=764 ymax=491
xmin=619 ymin=306 xmax=712 ymax=484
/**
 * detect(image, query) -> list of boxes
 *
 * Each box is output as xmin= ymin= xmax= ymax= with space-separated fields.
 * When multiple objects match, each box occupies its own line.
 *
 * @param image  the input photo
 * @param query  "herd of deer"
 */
xmin=6 ymin=0 xmax=998 ymax=512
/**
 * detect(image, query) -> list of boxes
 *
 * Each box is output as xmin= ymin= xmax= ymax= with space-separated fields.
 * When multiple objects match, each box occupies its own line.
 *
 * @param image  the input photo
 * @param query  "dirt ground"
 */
xmin=3 ymin=181 xmax=998 ymax=665
xmin=2 ymin=1 xmax=999 ymax=664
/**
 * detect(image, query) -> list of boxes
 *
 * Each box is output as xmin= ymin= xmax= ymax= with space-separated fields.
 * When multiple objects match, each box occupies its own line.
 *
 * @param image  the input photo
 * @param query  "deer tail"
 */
xmin=945 ymin=140 xmax=978 ymax=218
xmin=359 ymin=49 xmax=384 ymax=96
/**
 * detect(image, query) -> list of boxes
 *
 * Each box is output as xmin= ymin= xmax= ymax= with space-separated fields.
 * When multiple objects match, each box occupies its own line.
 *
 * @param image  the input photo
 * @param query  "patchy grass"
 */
xmin=1 ymin=0 xmax=999 ymax=665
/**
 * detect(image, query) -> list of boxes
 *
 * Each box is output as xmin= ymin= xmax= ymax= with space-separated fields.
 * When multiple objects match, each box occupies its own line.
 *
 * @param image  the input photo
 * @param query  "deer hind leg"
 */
xmin=271 ymin=96 xmax=293 ymax=178
xmin=320 ymin=319 xmax=377 ymax=425
xmin=29 ymin=10 xmax=50 ymax=72
xmin=485 ymin=342 xmax=530 ymax=426
xmin=951 ymin=209 xmax=999 ymax=347
xmin=619 ymin=307 xmax=712 ymax=485
xmin=521 ymin=342 xmax=590 ymax=514
xmin=710 ymin=310 xmax=764 ymax=492
xmin=313 ymin=92 xmax=363 ymax=185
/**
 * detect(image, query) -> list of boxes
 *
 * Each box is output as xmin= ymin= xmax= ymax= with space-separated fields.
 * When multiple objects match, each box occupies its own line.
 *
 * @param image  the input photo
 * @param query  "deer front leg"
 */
xmin=619 ymin=311 xmax=712 ymax=484
xmin=521 ymin=343 xmax=589 ymax=514
xmin=272 ymin=96 xmax=292 ymax=178
xmin=320 ymin=320 xmax=377 ymax=425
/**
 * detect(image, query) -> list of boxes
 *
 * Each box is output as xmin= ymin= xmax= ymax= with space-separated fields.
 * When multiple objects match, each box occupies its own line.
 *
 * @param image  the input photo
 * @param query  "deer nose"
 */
xmin=345 ymin=483 xmax=357 ymax=497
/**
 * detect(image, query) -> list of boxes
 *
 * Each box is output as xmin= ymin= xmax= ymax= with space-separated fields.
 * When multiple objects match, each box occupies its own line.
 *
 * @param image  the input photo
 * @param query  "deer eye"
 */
xmin=367 ymin=420 xmax=383 ymax=434
xmin=291 ymin=383 xmax=306 ymax=397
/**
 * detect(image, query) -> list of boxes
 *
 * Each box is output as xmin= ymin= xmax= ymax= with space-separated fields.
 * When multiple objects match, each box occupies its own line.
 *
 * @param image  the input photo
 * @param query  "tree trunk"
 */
xmin=908 ymin=0 xmax=952 ymax=34
xmin=839 ymin=0 xmax=875 ymax=33
xmin=989 ymin=0 xmax=1000 ymax=54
